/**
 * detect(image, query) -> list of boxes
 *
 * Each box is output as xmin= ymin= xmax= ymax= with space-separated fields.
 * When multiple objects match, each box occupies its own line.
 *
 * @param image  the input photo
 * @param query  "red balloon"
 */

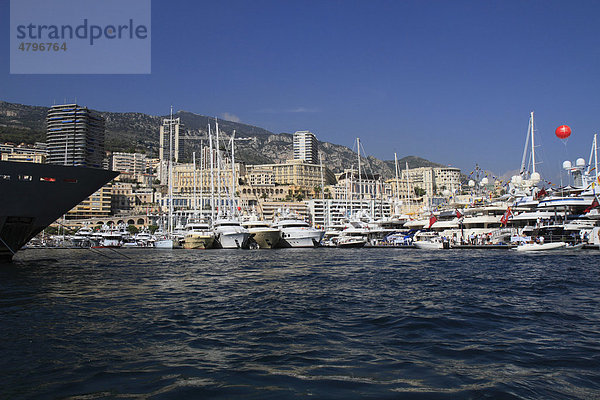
xmin=555 ymin=125 xmax=571 ymax=140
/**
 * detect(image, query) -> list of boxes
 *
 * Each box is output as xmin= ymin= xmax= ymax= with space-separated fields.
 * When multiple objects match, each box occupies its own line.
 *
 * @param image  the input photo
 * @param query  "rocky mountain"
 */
xmin=1 ymin=100 xmax=446 ymax=177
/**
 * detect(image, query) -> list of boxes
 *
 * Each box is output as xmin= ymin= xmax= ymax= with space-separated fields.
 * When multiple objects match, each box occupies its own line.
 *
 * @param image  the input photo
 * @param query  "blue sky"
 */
xmin=2 ymin=0 xmax=600 ymax=182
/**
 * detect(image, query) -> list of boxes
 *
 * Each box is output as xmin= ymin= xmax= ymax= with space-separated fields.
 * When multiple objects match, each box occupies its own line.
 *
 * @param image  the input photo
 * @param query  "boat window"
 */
xmin=18 ymin=175 xmax=33 ymax=181
xmin=40 ymin=177 xmax=57 ymax=182
xmin=0 ymin=175 xmax=10 ymax=180
xmin=63 ymin=178 xmax=78 ymax=183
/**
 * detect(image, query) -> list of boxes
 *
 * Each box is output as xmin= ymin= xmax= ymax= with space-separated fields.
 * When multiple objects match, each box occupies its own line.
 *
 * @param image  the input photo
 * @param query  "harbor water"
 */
xmin=2 ymin=248 xmax=600 ymax=399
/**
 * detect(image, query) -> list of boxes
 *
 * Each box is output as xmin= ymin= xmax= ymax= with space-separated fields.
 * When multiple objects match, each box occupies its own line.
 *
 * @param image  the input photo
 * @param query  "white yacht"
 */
xmin=413 ymin=232 xmax=444 ymax=250
xmin=183 ymin=219 xmax=215 ymax=249
xmin=213 ymin=217 xmax=250 ymax=249
xmin=154 ymin=227 xmax=179 ymax=249
xmin=515 ymin=241 xmax=566 ymax=251
xmin=93 ymin=228 xmax=123 ymax=248
xmin=337 ymin=220 xmax=369 ymax=248
xmin=272 ymin=214 xmax=324 ymax=248
xmin=133 ymin=229 xmax=155 ymax=247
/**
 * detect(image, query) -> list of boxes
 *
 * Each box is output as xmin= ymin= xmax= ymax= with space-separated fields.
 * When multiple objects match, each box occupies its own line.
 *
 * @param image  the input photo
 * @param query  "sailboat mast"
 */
xmin=168 ymin=106 xmax=174 ymax=235
xmin=230 ymin=130 xmax=237 ymax=217
xmin=320 ymin=152 xmax=326 ymax=228
xmin=349 ymin=166 xmax=354 ymax=216
xmin=394 ymin=152 xmax=399 ymax=201
xmin=589 ymin=133 xmax=598 ymax=184
xmin=200 ymin=140 xmax=204 ymax=219
xmin=193 ymin=152 xmax=197 ymax=216
xmin=530 ymin=111 xmax=536 ymax=175
xmin=215 ymin=118 xmax=221 ymax=216
xmin=357 ymin=138 xmax=362 ymax=211
xmin=594 ymin=133 xmax=599 ymax=184
xmin=520 ymin=114 xmax=532 ymax=177
xmin=209 ymin=125 xmax=215 ymax=221
xmin=405 ymin=162 xmax=411 ymax=212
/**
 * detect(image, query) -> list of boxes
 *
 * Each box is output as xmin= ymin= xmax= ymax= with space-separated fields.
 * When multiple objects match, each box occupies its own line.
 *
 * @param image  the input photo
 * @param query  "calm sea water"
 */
xmin=1 ymin=248 xmax=600 ymax=399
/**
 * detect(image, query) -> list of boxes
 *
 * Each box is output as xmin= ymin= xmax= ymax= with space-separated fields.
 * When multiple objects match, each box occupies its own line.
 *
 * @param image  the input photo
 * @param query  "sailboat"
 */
xmin=210 ymin=119 xmax=250 ymax=249
xmin=183 ymin=150 xmax=216 ymax=249
xmin=155 ymin=107 xmax=179 ymax=249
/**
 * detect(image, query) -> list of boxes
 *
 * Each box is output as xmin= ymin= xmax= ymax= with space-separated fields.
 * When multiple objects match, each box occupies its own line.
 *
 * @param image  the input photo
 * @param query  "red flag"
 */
xmin=427 ymin=214 xmax=437 ymax=229
xmin=455 ymin=209 xmax=463 ymax=219
xmin=584 ymin=197 xmax=600 ymax=213
xmin=500 ymin=207 xmax=513 ymax=226
xmin=535 ymin=188 xmax=547 ymax=200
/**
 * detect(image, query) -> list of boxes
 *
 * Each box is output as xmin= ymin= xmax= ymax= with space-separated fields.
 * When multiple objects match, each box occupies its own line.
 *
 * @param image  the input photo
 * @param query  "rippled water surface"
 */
xmin=2 ymin=248 xmax=600 ymax=399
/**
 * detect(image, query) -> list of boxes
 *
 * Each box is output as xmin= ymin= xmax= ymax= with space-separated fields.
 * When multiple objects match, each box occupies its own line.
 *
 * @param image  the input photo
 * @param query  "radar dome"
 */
xmin=481 ymin=177 xmax=489 ymax=185
xmin=515 ymin=176 xmax=523 ymax=184
xmin=576 ymin=158 xmax=586 ymax=167
xmin=563 ymin=160 xmax=572 ymax=170
xmin=468 ymin=180 xmax=475 ymax=187
xmin=531 ymin=172 xmax=541 ymax=184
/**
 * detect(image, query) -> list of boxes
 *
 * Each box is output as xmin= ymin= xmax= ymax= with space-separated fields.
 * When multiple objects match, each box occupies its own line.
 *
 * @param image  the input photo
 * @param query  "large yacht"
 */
xmin=242 ymin=215 xmax=282 ymax=249
xmin=336 ymin=219 xmax=369 ymax=248
xmin=0 ymin=160 xmax=118 ymax=262
xmin=182 ymin=219 xmax=215 ymax=249
xmin=213 ymin=217 xmax=251 ymax=249
xmin=272 ymin=212 xmax=324 ymax=248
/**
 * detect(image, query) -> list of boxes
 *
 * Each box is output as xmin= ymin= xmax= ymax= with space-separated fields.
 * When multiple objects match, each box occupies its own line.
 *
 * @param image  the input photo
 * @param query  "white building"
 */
xmin=401 ymin=166 xmax=461 ymax=197
xmin=293 ymin=130 xmax=318 ymax=164
xmin=307 ymin=198 xmax=392 ymax=228
xmin=111 ymin=152 xmax=147 ymax=178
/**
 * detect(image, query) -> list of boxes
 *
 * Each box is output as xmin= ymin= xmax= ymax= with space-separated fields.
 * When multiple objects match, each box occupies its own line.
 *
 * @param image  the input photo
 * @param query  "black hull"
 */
xmin=0 ymin=161 xmax=118 ymax=262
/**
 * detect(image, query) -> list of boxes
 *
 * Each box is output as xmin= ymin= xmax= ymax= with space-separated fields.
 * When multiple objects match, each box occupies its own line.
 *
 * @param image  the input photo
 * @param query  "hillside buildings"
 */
xmin=400 ymin=166 xmax=461 ymax=197
xmin=111 ymin=152 xmax=147 ymax=177
xmin=5 ymin=102 xmax=467 ymax=227
xmin=0 ymin=143 xmax=47 ymax=163
xmin=46 ymin=104 xmax=105 ymax=168
xmin=246 ymin=159 xmax=336 ymax=188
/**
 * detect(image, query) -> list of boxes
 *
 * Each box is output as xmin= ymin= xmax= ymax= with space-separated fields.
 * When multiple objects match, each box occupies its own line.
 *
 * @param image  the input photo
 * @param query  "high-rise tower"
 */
xmin=293 ymin=130 xmax=318 ymax=164
xmin=46 ymin=104 xmax=105 ymax=168
xmin=159 ymin=117 xmax=184 ymax=163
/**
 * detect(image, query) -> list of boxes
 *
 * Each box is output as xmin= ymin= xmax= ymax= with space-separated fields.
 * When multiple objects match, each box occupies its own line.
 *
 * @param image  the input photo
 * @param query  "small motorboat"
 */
xmin=414 ymin=239 xmax=444 ymax=250
xmin=515 ymin=242 xmax=566 ymax=252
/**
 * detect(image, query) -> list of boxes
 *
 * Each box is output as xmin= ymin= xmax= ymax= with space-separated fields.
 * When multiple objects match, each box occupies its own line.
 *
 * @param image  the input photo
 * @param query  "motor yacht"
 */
xmin=272 ymin=213 xmax=324 ymax=248
xmin=242 ymin=215 xmax=281 ymax=249
xmin=183 ymin=219 xmax=215 ymax=249
xmin=213 ymin=217 xmax=250 ymax=249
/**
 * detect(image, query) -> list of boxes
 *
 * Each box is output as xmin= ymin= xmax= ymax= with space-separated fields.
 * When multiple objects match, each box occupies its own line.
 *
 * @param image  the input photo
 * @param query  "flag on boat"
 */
xmin=427 ymin=214 xmax=437 ymax=229
xmin=535 ymin=188 xmax=547 ymax=200
xmin=500 ymin=207 xmax=513 ymax=226
xmin=584 ymin=197 xmax=600 ymax=213
xmin=455 ymin=209 xmax=463 ymax=219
